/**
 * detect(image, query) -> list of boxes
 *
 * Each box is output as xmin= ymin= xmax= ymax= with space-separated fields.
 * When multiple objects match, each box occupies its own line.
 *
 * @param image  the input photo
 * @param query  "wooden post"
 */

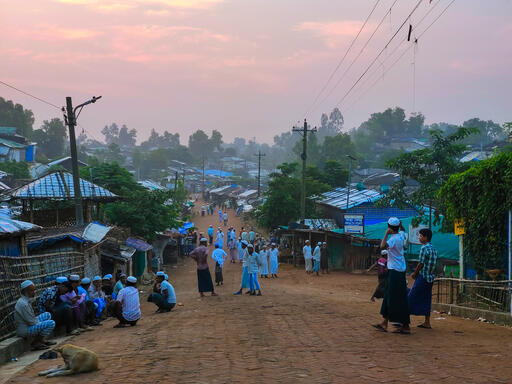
xmin=29 ymin=200 xmax=34 ymax=223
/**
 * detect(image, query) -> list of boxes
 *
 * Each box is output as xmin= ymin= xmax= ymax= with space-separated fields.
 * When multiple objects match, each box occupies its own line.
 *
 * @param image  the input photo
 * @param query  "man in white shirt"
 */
xmin=373 ymin=217 xmax=411 ymax=335
xmin=113 ymin=276 xmax=141 ymax=328
xmin=303 ymin=240 xmax=313 ymax=274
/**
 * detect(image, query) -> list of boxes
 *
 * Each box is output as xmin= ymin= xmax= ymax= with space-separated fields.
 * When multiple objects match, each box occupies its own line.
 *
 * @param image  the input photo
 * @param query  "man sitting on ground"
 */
xmin=78 ymin=278 xmax=100 ymax=326
xmin=88 ymin=276 xmax=107 ymax=319
xmin=15 ymin=280 xmax=56 ymax=351
xmin=112 ymin=274 xmax=126 ymax=300
xmin=37 ymin=276 xmax=75 ymax=335
xmin=148 ymin=272 xmax=177 ymax=313
xmin=112 ymin=276 xmax=141 ymax=328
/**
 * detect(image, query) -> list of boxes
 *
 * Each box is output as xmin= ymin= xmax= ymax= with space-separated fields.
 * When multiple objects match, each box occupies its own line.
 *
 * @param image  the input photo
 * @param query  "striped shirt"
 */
xmin=419 ymin=242 xmax=438 ymax=283
xmin=116 ymin=286 xmax=141 ymax=321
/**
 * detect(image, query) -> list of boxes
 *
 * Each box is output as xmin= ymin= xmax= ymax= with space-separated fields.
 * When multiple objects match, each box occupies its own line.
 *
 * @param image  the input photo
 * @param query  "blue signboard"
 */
xmin=344 ymin=214 xmax=364 ymax=234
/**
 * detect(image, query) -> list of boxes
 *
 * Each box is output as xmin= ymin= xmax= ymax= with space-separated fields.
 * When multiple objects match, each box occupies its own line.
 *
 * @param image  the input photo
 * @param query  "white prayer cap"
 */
xmin=247 ymin=244 xmax=254 ymax=249
xmin=119 ymin=273 xmax=127 ymax=278
xmin=81 ymin=277 xmax=91 ymax=284
xmin=69 ymin=274 xmax=80 ymax=282
xmin=56 ymin=276 xmax=68 ymax=284
xmin=317 ymin=242 xmax=322 ymax=245
xmin=271 ymin=243 xmax=276 ymax=246
xmin=241 ymin=240 xmax=248 ymax=246
xmin=388 ymin=217 xmax=400 ymax=226
xmin=20 ymin=280 xmax=34 ymax=290
xmin=93 ymin=276 xmax=101 ymax=281
xmin=156 ymin=271 xmax=165 ymax=276
xmin=305 ymin=240 xmax=310 ymax=243
xmin=127 ymin=276 xmax=137 ymax=283
xmin=164 ymin=274 xmax=169 ymax=280
xmin=381 ymin=250 xmax=388 ymax=256
xmin=103 ymin=274 xmax=113 ymax=280
xmin=200 ymin=237 xmax=208 ymax=242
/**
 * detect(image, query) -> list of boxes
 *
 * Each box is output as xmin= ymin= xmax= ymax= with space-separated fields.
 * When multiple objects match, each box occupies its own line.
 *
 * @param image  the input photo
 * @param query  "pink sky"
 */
xmin=1 ymin=0 xmax=511 ymax=143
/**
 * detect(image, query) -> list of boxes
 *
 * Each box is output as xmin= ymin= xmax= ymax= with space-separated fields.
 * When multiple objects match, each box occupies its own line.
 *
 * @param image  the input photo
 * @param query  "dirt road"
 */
xmin=7 ymin=206 xmax=512 ymax=384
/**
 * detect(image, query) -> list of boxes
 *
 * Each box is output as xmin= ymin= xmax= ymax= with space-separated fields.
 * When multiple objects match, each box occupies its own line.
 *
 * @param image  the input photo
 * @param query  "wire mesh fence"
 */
xmin=0 ymin=252 xmax=84 ymax=340
xmin=433 ymin=278 xmax=512 ymax=314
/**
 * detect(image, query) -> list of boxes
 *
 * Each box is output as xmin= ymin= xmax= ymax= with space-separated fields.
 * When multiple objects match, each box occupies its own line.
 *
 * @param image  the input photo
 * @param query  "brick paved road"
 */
xmin=7 ymin=208 xmax=512 ymax=384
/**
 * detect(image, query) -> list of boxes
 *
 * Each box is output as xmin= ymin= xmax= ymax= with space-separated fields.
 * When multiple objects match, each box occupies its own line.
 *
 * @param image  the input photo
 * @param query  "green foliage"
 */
xmin=188 ymin=129 xmax=223 ymax=162
xmin=255 ymin=162 xmax=330 ymax=228
xmin=81 ymin=160 xmax=143 ymax=196
xmin=382 ymin=127 xmax=476 ymax=224
xmin=32 ymin=118 xmax=67 ymax=159
xmin=0 ymin=161 xmax=30 ymax=179
xmin=462 ymin=118 xmax=504 ymax=147
xmin=0 ymin=97 xmax=34 ymax=138
xmin=322 ymin=160 xmax=348 ymax=187
xmin=438 ymin=152 xmax=512 ymax=272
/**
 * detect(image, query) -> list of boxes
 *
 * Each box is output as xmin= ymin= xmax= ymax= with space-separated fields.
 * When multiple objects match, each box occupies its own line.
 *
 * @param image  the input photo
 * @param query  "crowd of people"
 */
xmin=14 ymin=269 xmax=177 ymax=351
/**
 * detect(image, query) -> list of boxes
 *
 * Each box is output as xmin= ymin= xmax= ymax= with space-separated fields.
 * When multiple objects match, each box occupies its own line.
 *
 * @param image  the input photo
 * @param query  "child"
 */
xmin=370 ymin=250 xmax=388 ymax=302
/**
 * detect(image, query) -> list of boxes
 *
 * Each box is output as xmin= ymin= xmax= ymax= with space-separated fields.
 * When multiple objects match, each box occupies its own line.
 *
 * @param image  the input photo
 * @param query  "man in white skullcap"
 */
xmin=269 ymin=243 xmax=279 ymax=278
xmin=113 ymin=276 xmax=141 ymax=328
xmin=190 ymin=238 xmax=217 ymax=297
xmin=312 ymin=242 xmax=322 ymax=276
xmin=373 ymin=217 xmax=411 ymax=334
xmin=88 ymin=276 xmax=107 ymax=319
xmin=102 ymin=274 xmax=114 ymax=296
xmin=112 ymin=273 xmax=127 ymax=300
xmin=233 ymin=240 xmax=249 ymax=295
xmin=303 ymin=240 xmax=313 ymax=274
xmin=148 ymin=272 xmax=176 ymax=313
xmin=15 ymin=280 xmax=56 ymax=350
xmin=79 ymin=278 xmax=100 ymax=326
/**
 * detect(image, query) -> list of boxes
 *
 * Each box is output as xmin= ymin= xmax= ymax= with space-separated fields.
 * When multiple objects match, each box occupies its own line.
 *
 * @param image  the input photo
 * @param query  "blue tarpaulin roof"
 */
xmin=126 ymin=237 xmax=153 ymax=251
xmin=204 ymin=169 xmax=233 ymax=177
xmin=10 ymin=172 xmax=118 ymax=200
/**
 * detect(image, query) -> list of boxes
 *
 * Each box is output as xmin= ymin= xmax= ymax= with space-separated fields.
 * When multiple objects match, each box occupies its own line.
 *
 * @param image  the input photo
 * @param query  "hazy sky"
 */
xmin=1 ymin=0 xmax=511 ymax=144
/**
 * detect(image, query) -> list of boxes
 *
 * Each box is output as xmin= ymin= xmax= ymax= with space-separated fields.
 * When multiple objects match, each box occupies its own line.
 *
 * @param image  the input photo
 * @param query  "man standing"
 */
xmin=320 ymin=242 xmax=330 ymax=274
xmin=373 ymin=217 xmax=410 ymax=334
xmin=190 ymin=238 xmax=217 ymax=297
xmin=233 ymin=241 xmax=250 ymax=295
xmin=215 ymin=227 xmax=224 ymax=249
xmin=241 ymin=228 xmax=248 ymax=243
xmin=218 ymin=209 xmax=223 ymax=224
xmin=269 ymin=243 xmax=279 ymax=278
xmin=408 ymin=228 xmax=438 ymax=329
xmin=113 ymin=276 xmax=141 ymax=328
xmin=248 ymin=228 xmax=256 ymax=244
xmin=247 ymin=244 xmax=262 ymax=296
xmin=223 ymin=211 xmax=228 ymax=226
xmin=15 ymin=280 xmax=56 ymax=350
xmin=207 ymin=225 xmax=214 ymax=245
xmin=303 ymin=240 xmax=313 ymax=274
xmin=312 ymin=242 xmax=321 ymax=276
xmin=211 ymin=244 xmax=228 ymax=286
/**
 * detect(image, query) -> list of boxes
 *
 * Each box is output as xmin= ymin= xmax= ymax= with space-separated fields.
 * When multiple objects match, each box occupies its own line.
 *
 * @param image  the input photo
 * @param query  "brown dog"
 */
xmin=38 ymin=344 xmax=99 ymax=377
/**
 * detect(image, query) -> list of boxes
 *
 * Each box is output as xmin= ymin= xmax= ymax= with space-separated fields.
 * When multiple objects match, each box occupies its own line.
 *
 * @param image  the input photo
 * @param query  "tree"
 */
xmin=81 ymin=160 xmax=143 ymax=196
xmin=101 ymin=123 xmax=119 ymax=144
xmin=322 ymin=160 xmax=348 ymax=188
xmin=0 ymin=161 xmax=30 ymax=179
xmin=210 ymin=130 xmax=223 ymax=152
xmin=320 ymin=133 xmax=357 ymax=166
xmin=439 ymin=152 xmax=512 ymax=273
xmin=188 ymin=130 xmax=210 ymax=155
xmin=32 ymin=118 xmax=68 ymax=159
xmin=118 ymin=125 xmax=137 ymax=147
xmin=382 ymin=127 xmax=477 ymax=225
xmin=462 ymin=118 xmax=504 ymax=147
xmin=0 ymin=97 xmax=34 ymax=138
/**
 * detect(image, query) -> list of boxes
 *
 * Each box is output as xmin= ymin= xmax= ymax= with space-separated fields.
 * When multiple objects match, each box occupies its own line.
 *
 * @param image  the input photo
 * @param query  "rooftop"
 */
xmin=316 ymin=187 xmax=383 ymax=210
xmin=10 ymin=171 xmax=119 ymax=201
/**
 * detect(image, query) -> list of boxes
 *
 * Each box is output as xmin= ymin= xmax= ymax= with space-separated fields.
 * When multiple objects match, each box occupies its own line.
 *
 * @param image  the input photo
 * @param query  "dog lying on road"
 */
xmin=38 ymin=344 xmax=99 ymax=377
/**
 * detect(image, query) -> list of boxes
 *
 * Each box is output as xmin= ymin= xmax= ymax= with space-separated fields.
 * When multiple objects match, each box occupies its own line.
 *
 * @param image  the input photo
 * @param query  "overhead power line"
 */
xmin=305 ymin=0 xmax=383 ymax=118
xmin=335 ymin=0 xmax=424 ymax=108
xmin=343 ymin=0 xmax=457 ymax=112
xmin=314 ymin=0 xmax=400 ymax=112
xmin=0 ymin=80 xmax=62 ymax=110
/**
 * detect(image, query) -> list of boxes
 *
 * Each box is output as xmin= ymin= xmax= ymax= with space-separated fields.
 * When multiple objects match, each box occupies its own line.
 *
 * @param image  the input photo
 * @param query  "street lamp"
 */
xmin=345 ymin=155 xmax=357 ymax=211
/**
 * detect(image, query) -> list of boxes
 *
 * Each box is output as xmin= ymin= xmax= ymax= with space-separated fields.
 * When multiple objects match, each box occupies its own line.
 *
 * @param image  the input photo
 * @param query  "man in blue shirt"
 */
xmin=148 ymin=273 xmax=176 ymax=313
xmin=207 ymin=225 xmax=214 ymax=245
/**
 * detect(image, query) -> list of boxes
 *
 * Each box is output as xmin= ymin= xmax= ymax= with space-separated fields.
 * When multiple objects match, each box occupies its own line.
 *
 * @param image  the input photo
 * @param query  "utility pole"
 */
xmin=64 ymin=95 xmax=101 ymax=226
xmin=202 ymin=156 xmax=206 ymax=197
xmin=345 ymin=155 xmax=357 ymax=211
xmin=254 ymin=150 xmax=266 ymax=197
xmin=174 ymin=171 xmax=179 ymax=190
xmin=292 ymin=119 xmax=317 ymax=223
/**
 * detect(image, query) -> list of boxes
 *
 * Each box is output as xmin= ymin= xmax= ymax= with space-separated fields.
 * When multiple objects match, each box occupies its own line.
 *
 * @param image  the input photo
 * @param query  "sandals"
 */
xmin=372 ymin=324 xmax=387 ymax=333
xmin=31 ymin=344 xmax=49 ymax=351
xmin=417 ymin=324 xmax=432 ymax=329
xmin=113 ymin=324 xmax=128 ymax=328
xmin=392 ymin=329 xmax=411 ymax=335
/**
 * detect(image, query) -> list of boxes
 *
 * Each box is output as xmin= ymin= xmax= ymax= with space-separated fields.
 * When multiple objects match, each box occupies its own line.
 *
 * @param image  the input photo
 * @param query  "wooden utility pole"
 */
xmin=65 ymin=97 xmax=84 ymax=226
xmin=292 ymin=119 xmax=317 ymax=223
xmin=254 ymin=150 xmax=266 ymax=197
xmin=202 ymin=156 xmax=206 ymax=197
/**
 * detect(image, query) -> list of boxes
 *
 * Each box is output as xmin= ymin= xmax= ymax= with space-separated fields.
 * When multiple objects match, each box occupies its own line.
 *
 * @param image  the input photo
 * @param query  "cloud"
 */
xmin=295 ymin=20 xmax=369 ymax=48
xmin=33 ymin=25 xmax=102 ymax=40
xmin=54 ymin=0 xmax=225 ymax=12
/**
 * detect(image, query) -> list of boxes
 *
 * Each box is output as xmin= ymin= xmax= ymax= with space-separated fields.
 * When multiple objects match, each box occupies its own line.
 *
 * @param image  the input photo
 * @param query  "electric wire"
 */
xmin=0 ymin=80 xmax=62 ymax=110
xmin=305 ymin=0 xmax=383 ymax=118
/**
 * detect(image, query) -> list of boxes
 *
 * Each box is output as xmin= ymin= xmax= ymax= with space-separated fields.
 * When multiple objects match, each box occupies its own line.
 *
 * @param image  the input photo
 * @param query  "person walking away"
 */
xmin=190 ymin=238 xmax=218 ymax=297
xmin=259 ymin=244 xmax=269 ymax=278
xmin=241 ymin=227 xmax=248 ymax=242
xmin=15 ymin=280 xmax=56 ymax=351
xmin=373 ymin=217 xmax=410 ymax=334
xmin=269 ymin=243 xmax=279 ymax=278
xmin=113 ymin=276 xmax=141 ymax=328
xmin=312 ymin=242 xmax=321 ymax=276
xmin=408 ymin=228 xmax=438 ymax=329
xmin=211 ymin=244 xmax=228 ymax=285
xmin=148 ymin=272 xmax=176 ymax=313
xmin=218 ymin=209 xmax=223 ymax=224
xmin=228 ymin=231 xmax=238 ymax=263
xmin=249 ymin=228 xmax=256 ymax=244
xmin=320 ymin=242 xmax=330 ymax=274
xmin=223 ymin=212 xmax=228 ymax=226
xmin=207 ymin=225 xmax=214 ymax=245
xmin=370 ymin=250 xmax=388 ymax=302
xmin=247 ymin=244 xmax=262 ymax=296
xmin=303 ymin=240 xmax=313 ymax=274
xmin=215 ymin=227 xmax=224 ymax=249
xmin=233 ymin=241 xmax=250 ymax=295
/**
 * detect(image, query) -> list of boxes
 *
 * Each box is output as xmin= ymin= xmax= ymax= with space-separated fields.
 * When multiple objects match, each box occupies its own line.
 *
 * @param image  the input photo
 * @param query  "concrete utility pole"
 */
xmin=64 ymin=95 xmax=101 ymax=226
xmin=292 ymin=119 xmax=317 ymax=223
xmin=345 ymin=155 xmax=357 ymax=211
xmin=254 ymin=150 xmax=266 ymax=197
xmin=202 ymin=156 xmax=206 ymax=197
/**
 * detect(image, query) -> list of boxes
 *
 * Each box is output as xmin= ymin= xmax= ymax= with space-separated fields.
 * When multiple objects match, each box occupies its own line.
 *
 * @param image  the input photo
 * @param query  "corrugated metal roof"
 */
xmin=10 ymin=171 xmax=118 ymax=200
xmin=317 ymin=187 xmax=383 ymax=210
xmin=138 ymin=180 xmax=165 ymax=191
xmin=47 ymin=157 xmax=88 ymax=167
xmin=303 ymin=218 xmax=339 ymax=230
xmin=209 ymin=185 xmax=232 ymax=194
xmin=0 ymin=127 xmax=17 ymax=135
xmin=0 ymin=138 xmax=26 ymax=149
xmin=238 ymin=189 xmax=258 ymax=198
